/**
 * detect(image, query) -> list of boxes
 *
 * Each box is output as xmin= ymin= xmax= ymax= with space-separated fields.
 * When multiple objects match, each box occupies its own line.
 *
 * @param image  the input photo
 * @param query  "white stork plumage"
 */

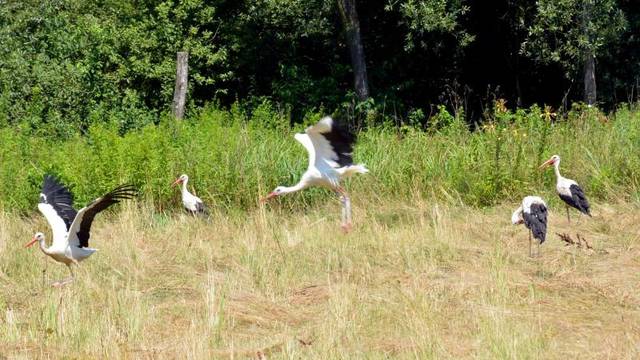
xmin=512 ymin=196 xmax=548 ymax=257
xmin=261 ymin=116 xmax=369 ymax=232
xmin=539 ymin=155 xmax=591 ymax=223
xmin=172 ymin=174 xmax=208 ymax=216
xmin=25 ymin=175 xmax=138 ymax=287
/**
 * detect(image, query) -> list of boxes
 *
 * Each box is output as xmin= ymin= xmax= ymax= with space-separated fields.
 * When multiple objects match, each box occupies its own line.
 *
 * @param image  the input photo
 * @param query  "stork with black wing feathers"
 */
xmin=539 ymin=155 xmax=591 ymax=223
xmin=25 ymin=175 xmax=138 ymax=287
xmin=172 ymin=174 xmax=208 ymax=216
xmin=512 ymin=196 xmax=548 ymax=257
xmin=261 ymin=117 xmax=369 ymax=232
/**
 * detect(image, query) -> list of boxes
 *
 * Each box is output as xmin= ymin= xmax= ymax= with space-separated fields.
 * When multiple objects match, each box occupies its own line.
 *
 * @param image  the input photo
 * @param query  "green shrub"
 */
xmin=0 ymin=103 xmax=638 ymax=214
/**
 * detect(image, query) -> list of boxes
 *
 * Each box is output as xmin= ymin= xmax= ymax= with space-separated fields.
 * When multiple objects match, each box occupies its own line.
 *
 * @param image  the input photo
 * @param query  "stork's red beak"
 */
xmin=260 ymin=192 xmax=277 ymax=203
xmin=25 ymin=237 xmax=37 ymax=248
xmin=171 ymin=179 xmax=182 ymax=187
xmin=539 ymin=158 xmax=555 ymax=170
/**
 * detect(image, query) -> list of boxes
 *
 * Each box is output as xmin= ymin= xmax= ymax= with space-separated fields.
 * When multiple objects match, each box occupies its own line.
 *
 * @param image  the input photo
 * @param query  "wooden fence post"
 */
xmin=172 ymin=52 xmax=189 ymax=119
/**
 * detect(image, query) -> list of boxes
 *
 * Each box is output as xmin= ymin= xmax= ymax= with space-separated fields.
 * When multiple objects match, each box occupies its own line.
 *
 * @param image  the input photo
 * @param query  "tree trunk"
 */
xmin=172 ymin=52 xmax=189 ymax=119
xmin=583 ymin=51 xmax=597 ymax=105
xmin=337 ymin=0 xmax=370 ymax=102
xmin=582 ymin=0 xmax=596 ymax=105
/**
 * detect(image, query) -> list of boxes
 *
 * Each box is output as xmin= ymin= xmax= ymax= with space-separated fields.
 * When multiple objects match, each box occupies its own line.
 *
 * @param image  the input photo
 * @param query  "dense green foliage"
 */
xmin=0 ymin=0 xmax=638 ymax=134
xmin=523 ymin=0 xmax=626 ymax=77
xmin=1 ymin=104 xmax=638 ymax=214
xmin=1 ymin=1 xmax=638 ymax=213
xmin=0 ymin=0 xmax=232 ymax=136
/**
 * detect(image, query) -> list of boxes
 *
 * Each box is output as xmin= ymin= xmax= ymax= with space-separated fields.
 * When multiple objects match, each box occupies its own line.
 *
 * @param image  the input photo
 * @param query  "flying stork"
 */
xmin=539 ymin=155 xmax=591 ymax=223
xmin=172 ymin=174 xmax=208 ymax=216
xmin=25 ymin=175 xmax=138 ymax=287
xmin=512 ymin=196 xmax=548 ymax=257
xmin=261 ymin=116 xmax=369 ymax=232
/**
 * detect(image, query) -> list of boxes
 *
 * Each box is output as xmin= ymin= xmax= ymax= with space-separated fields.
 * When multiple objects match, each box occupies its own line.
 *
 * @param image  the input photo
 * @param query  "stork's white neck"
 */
xmin=181 ymin=179 xmax=190 ymax=195
xmin=553 ymin=161 xmax=564 ymax=183
xmin=280 ymin=181 xmax=308 ymax=195
xmin=38 ymin=237 xmax=52 ymax=256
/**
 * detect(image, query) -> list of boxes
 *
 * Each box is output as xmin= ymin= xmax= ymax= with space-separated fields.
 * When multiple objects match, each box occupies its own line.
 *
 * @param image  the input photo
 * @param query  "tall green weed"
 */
xmin=0 ymin=104 xmax=638 ymax=214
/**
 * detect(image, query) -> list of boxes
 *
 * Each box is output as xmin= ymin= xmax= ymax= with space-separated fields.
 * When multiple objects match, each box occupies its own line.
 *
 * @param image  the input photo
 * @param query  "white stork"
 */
xmin=539 ymin=155 xmax=591 ymax=222
xmin=25 ymin=175 xmax=137 ymax=287
xmin=172 ymin=174 xmax=208 ymax=216
xmin=261 ymin=116 xmax=369 ymax=232
xmin=512 ymin=196 xmax=548 ymax=257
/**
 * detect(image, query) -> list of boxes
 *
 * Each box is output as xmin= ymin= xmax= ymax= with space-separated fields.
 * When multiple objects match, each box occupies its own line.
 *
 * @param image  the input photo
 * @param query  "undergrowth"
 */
xmin=0 ymin=103 xmax=638 ymax=214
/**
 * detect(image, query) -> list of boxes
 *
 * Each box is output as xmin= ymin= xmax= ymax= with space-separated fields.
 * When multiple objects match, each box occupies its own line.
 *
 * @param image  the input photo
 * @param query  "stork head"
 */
xmin=25 ymin=232 xmax=45 ymax=248
xmin=511 ymin=209 xmax=524 ymax=225
xmin=539 ymin=154 xmax=560 ymax=170
xmin=260 ymin=186 xmax=286 ymax=203
xmin=172 ymin=174 xmax=188 ymax=187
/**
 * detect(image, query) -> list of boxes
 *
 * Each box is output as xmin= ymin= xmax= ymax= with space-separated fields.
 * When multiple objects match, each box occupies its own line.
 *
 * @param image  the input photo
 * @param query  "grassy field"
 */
xmin=1 ymin=196 xmax=638 ymax=359
xmin=1 ymin=104 xmax=638 ymax=358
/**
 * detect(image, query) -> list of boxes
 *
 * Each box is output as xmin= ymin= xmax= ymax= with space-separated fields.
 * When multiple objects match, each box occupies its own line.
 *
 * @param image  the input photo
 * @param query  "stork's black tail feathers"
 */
xmin=193 ymin=202 xmax=209 ymax=217
xmin=524 ymin=203 xmax=548 ymax=244
xmin=568 ymin=184 xmax=591 ymax=216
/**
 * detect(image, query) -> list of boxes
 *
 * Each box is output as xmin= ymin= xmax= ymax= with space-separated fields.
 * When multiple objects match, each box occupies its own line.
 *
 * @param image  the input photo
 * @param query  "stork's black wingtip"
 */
xmin=116 ymin=183 xmax=138 ymax=191
xmin=122 ymin=184 xmax=139 ymax=193
xmin=107 ymin=184 xmax=139 ymax=201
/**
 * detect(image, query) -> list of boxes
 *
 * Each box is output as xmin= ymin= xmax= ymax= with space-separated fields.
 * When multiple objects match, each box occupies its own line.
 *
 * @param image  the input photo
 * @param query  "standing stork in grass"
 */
xmin=172 ymin=174 xmax=208 ymax=216
xmin=25 ymin=175 xmax=138 ymax=287
xmin=539 ymin=155 xmax=591 ymax=223
xmin=261 ymin=116 xmax=369 ymax=232
xmin=512 ymin=196 xmax=548 ymax=257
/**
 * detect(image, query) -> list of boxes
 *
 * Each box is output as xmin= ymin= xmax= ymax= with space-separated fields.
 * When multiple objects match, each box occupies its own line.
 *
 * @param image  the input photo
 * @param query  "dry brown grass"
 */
xmin=1 ymin=198 xmax=639 ymax=359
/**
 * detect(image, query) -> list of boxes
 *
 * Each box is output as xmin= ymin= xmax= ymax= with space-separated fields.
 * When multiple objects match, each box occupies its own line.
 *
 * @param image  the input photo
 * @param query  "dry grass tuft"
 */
xmin=0 ymin=199 xmax=639 ymax=359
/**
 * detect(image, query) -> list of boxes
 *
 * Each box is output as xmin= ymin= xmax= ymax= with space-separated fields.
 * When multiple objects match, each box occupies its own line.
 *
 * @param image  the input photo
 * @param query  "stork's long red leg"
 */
xmin=336 ymin=187 xmax=352 ymax=233
xmin=529 ymin=230 xmax=532 ymax=258
xmin=64 ymin=265 xmax=75 ymax=285
xmin=52 ymin=264 xmax=75 ymax=288
xmin=69 ymin=263 xmax=76 ymax=279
